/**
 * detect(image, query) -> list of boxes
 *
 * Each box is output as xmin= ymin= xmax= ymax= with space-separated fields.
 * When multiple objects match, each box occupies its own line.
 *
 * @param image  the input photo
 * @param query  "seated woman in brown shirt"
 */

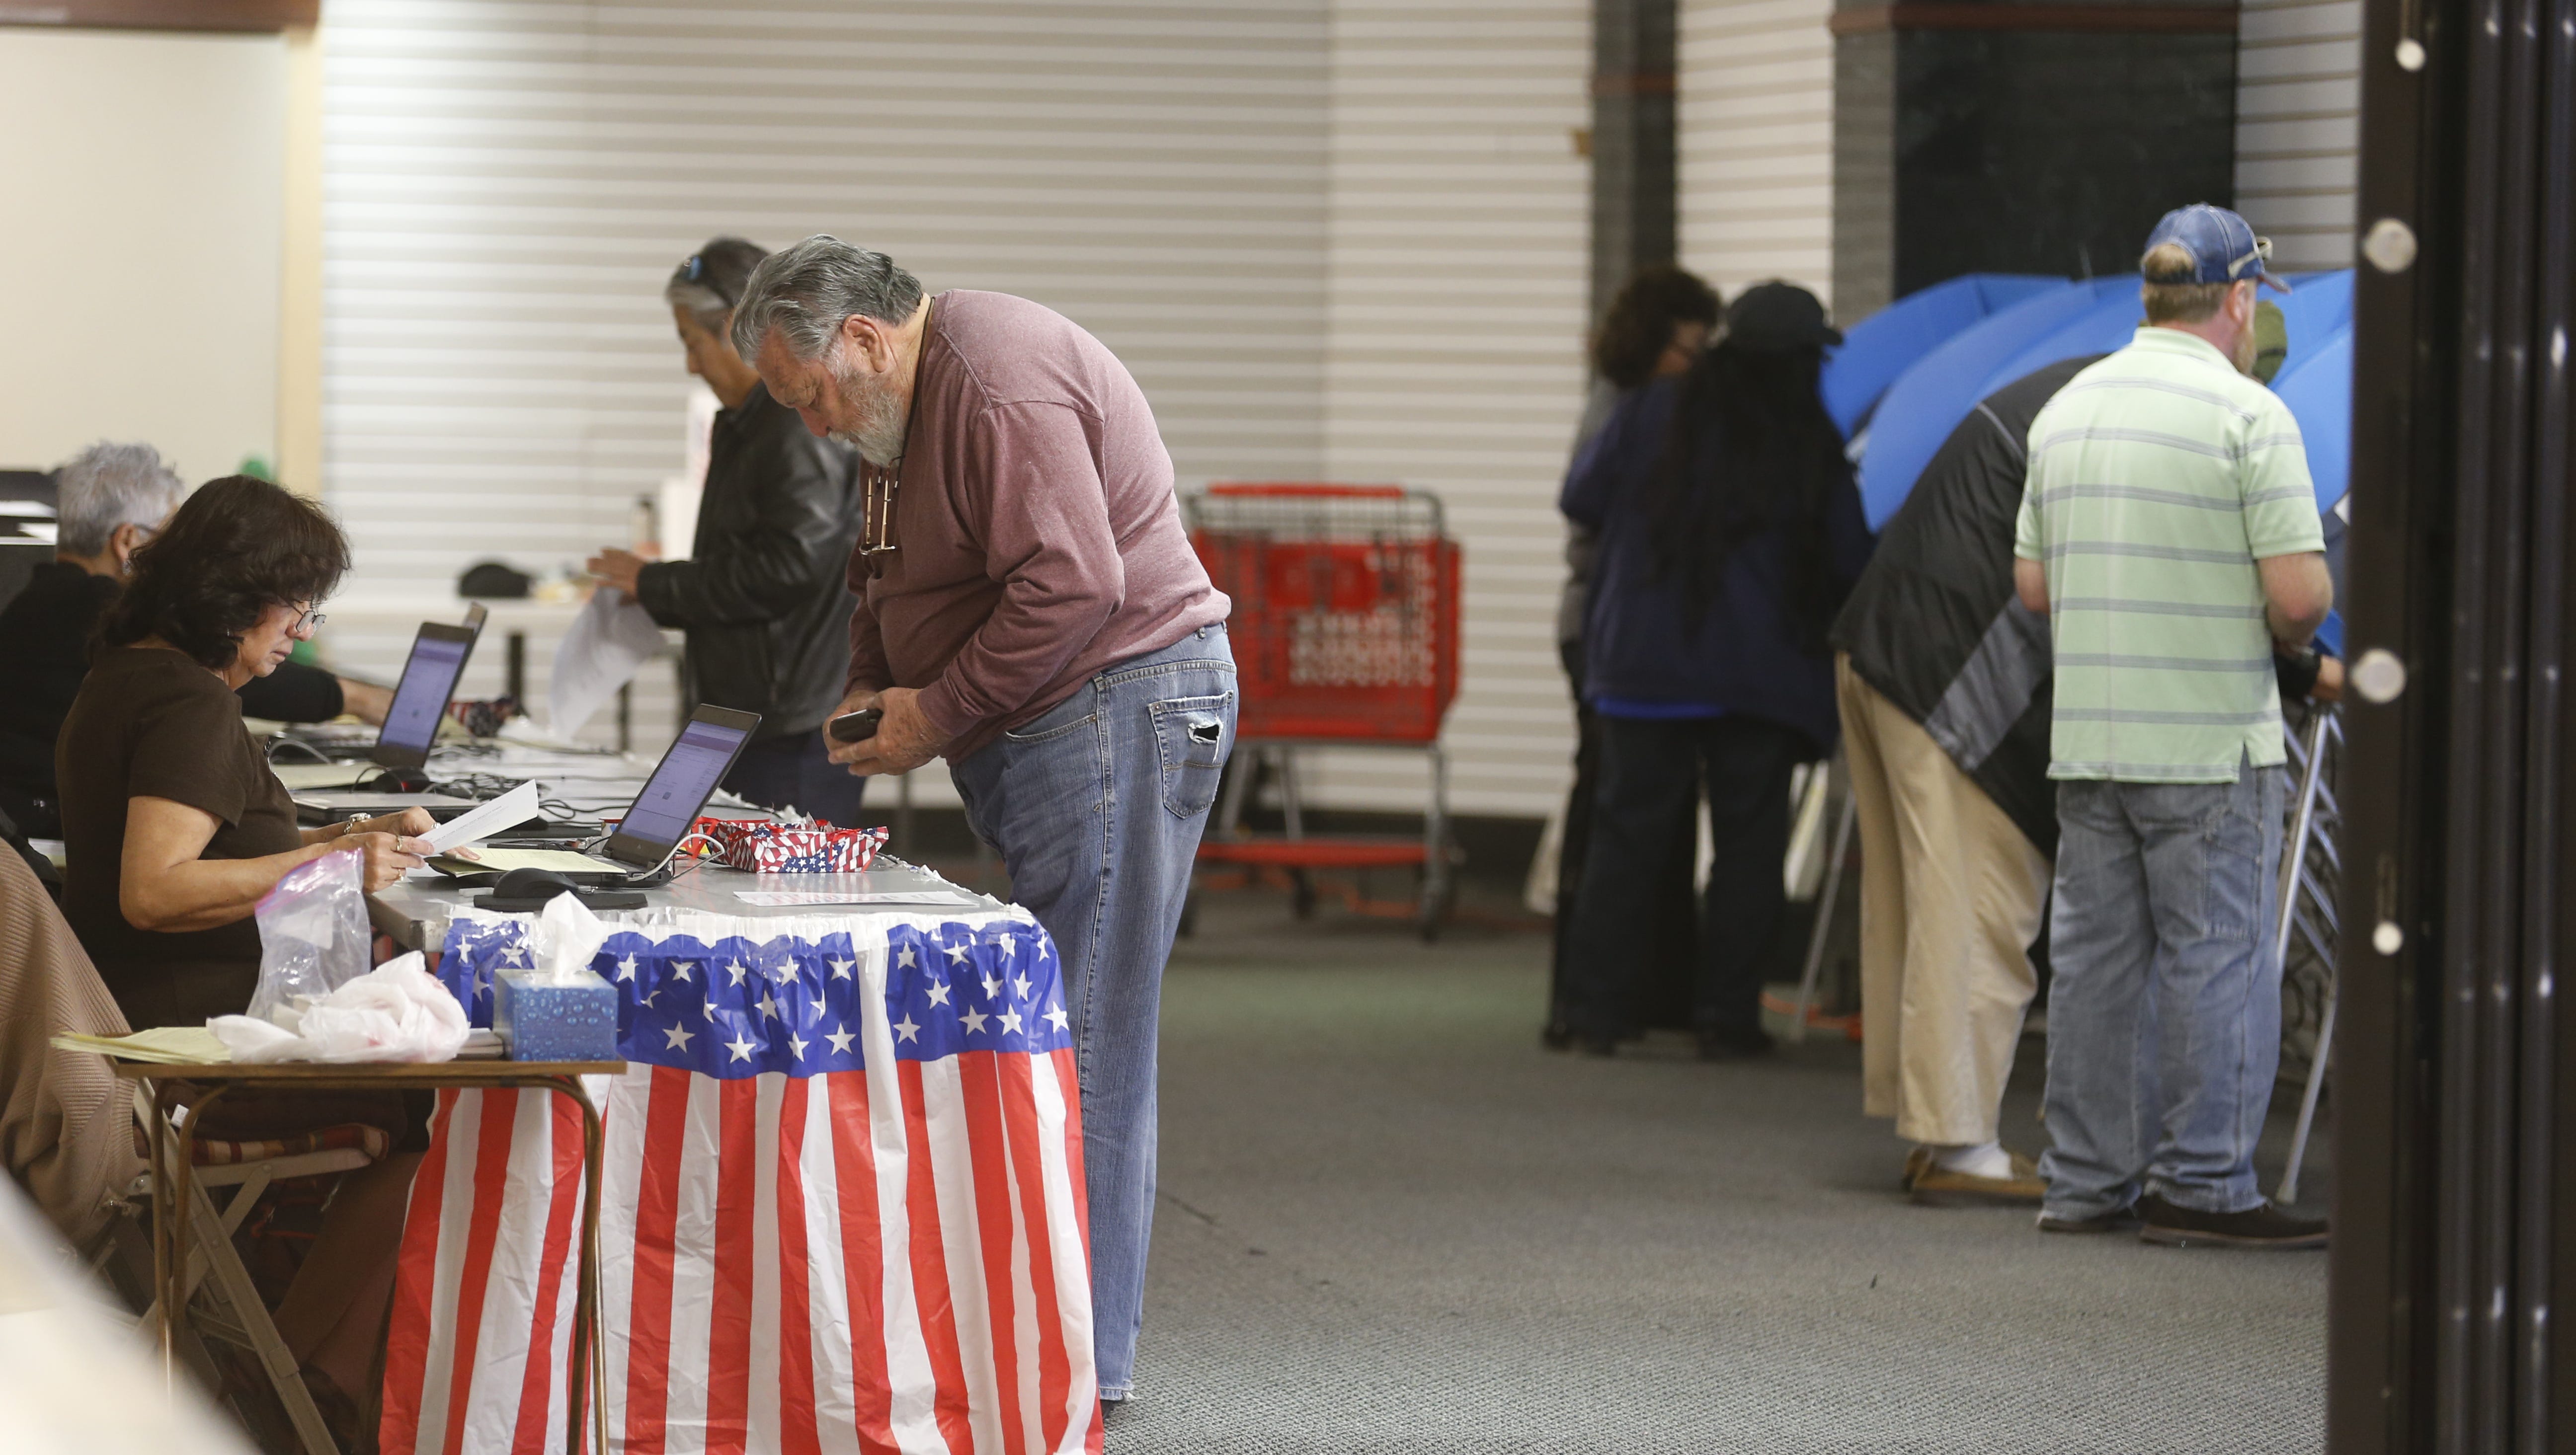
xmin=56 ymin=475 xmax=442 ymax=1433
xmin=55 ymin=475 xmax=434 ymax=1029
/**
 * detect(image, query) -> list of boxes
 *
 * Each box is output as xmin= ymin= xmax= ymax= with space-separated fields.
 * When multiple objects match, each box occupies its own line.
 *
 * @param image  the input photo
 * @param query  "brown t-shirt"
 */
xmin=847 ymin=290 xmax=1230 ymax=761
xmin=57 ymin=646 xmax=302 ymax=1026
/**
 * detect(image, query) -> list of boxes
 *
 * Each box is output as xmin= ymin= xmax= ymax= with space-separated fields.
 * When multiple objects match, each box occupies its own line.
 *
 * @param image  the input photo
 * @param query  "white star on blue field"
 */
xmin=437 ymin=916 xmax=1072 ymax=1076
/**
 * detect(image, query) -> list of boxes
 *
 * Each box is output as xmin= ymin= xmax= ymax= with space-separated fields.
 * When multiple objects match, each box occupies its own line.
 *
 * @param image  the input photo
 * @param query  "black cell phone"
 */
xmin=827 ymin=708 xmax=884 ymax=744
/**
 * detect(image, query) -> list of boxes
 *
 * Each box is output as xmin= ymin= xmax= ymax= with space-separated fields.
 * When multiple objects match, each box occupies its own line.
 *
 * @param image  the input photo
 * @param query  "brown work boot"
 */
xmin=2137 ymin=1192 xmax=2328 ymax=1249
xmin=1910 ymin=1150 xmax=2045 ymax=1206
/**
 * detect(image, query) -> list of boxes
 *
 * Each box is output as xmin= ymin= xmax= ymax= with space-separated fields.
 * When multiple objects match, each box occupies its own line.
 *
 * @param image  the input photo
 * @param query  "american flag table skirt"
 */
xmin=382 ymin=907 xmax=1105 ymax=1455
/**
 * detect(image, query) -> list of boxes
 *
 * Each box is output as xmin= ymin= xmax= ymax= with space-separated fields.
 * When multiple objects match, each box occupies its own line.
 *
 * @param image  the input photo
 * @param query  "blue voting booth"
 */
xmin=1802 ymin=277 xmax=2358 ymax=1194
xmin=1825 ymin=268 xmax=2357 ymax=528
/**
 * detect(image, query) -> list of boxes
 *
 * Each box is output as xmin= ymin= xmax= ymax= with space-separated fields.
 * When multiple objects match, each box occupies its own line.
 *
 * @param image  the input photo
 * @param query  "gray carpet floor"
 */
xmin=1112 ymin=895 xmax=2329 ymax=1455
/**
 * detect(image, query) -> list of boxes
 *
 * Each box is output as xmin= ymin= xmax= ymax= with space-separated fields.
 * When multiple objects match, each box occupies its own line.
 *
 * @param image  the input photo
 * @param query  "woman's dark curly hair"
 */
xmin=98 ymin=475 xmax=350 ymax=671
xmin=1591 ymin=264 xmax=1723 ymax=390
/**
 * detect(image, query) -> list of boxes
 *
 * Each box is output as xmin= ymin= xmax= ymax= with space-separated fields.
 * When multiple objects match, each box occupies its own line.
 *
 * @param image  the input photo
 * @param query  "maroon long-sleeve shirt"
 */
xmin=846 ymin=290 xmax=1229 ymax=762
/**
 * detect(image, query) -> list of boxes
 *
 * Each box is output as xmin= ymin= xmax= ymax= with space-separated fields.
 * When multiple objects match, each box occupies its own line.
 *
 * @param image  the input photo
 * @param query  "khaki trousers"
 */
xmin=1837 ymin=656 xmax=2052 ymax=1146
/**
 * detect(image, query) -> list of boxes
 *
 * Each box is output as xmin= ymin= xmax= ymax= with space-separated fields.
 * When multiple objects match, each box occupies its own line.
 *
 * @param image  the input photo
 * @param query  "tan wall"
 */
xmin=0 ymin=28 xmax=288 ymax=483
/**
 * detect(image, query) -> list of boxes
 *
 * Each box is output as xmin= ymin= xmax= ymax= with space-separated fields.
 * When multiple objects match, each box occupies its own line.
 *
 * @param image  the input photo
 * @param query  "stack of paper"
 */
xmin=50 ymin=1027 xmax=231 ymax=1065
xmin=51 ymin=1026 xmax=507 ymax=1064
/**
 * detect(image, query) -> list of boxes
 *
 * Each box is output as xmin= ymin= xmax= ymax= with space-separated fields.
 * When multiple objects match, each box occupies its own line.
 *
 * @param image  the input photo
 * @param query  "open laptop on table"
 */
xmin=274 ymin=606 xmax=487 ymax=792
xmin=426 ymin=704 xmax=760 ymax=886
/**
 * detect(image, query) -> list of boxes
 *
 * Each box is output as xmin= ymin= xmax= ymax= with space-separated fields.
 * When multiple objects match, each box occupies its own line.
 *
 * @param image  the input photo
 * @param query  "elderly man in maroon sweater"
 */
xmin=732 ymin=235 xmax=1235 ymax=1406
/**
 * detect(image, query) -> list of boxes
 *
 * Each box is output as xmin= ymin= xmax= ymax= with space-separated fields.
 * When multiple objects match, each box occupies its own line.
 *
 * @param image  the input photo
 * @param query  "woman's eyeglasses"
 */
xmin=290 ymin=605 xmax=327 ymax=637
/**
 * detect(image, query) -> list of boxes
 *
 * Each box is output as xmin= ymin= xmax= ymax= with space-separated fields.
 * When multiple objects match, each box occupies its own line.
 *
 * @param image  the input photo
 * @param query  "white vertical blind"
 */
xmin=1314 ymin=0 xmax=1591 ymax=817
xmin=1675 ymin=0 xmax=1836 ymax=310
xmin=319 ymin=0 xmax=1592 ymax=815
xmin=2235 ymin=0 xmax=2360 ymax=270
xmin=319 ymin=0 xmax=1331 ymax=782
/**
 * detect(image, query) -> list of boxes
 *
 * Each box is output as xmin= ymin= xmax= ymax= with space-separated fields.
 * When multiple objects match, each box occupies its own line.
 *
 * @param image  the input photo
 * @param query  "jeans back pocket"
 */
xmin=1149 ymin=692 xmax=1234 ymax=819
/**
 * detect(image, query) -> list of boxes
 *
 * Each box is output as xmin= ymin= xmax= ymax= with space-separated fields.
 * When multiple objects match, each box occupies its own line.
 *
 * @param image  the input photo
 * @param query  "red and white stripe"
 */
xmin=381 ymin=1088 xmax=585 ymax=1455
xmin=382 ymin=1031 xmax=1099 ymax=1454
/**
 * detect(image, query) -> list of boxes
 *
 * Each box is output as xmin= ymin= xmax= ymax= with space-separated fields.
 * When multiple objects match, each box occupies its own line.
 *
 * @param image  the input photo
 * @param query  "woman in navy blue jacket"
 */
xmin=1558 ymin=282 xmax=1873 ymax=1059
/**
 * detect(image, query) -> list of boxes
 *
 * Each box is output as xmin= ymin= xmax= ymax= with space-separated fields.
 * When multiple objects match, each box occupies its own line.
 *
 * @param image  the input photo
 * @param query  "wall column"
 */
xmin=1590 ymin=0 xmax=1679 ymax=324
xmin=1829 ymin=1 xmax=2241 ymax=318
xmin=277 ymin=20 xmax=322 ymax=498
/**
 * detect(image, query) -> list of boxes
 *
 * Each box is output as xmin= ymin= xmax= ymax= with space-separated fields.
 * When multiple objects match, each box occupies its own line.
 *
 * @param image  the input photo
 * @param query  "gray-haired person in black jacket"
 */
xmin=588 ymin=238 xmax=867 ymax=825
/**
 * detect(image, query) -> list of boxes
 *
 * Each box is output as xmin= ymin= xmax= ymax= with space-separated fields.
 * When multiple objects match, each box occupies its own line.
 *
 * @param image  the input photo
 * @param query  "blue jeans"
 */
xmin=722 ymin=727 xmax=869 ymax=827
xmin=948 ymin=624 xmax=1236 ymax=1399
xmin=2038 ymin=753 xmax=2286 ymax=1218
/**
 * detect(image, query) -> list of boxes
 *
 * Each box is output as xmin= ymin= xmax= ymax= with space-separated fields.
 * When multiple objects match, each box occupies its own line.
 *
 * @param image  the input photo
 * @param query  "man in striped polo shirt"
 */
xmin=2011 ymin=205 xmax=2334 ymax=1249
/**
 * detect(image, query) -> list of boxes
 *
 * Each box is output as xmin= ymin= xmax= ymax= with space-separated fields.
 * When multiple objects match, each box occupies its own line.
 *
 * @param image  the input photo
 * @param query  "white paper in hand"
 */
xmin=421 ymin=780 xmax=544 ymax=854
xmin=550 ymin=587 xmax=665 ymax=738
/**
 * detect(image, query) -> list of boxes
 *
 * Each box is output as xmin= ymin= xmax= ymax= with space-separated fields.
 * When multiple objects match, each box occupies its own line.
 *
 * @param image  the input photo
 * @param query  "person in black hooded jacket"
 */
xmin=1828 ymin=357 xmax=2088 ymax=1205
xmin=588 ymin=238 xmax=866 ymax=826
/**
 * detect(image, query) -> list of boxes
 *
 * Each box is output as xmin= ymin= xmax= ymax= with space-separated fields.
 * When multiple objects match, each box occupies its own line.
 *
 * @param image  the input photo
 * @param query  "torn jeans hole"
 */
xmin=1189 ymin=720 xmax=1223 ymax=744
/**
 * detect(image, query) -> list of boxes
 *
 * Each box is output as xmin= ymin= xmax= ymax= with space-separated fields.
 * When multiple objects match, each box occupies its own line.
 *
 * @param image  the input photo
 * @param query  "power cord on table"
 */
xmin=264 ymin=738 xmax=336 ymax=765
xmin=662 ymin=831 xmax=729 ymax=884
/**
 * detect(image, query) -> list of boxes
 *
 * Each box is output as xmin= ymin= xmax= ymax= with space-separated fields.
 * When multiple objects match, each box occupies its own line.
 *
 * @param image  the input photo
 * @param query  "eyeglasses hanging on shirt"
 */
xmin=858 ymin=459 xmax=901 ymax=573
xmin=852 ymin=297 xmax=932 ymax=577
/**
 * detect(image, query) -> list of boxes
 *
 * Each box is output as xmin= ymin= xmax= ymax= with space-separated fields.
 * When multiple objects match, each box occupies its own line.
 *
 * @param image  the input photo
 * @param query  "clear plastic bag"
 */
xmin=211 ymin=951 xmax=471 ymax=1063
xmin=246 ymin=847 xmax=372 ymax=1023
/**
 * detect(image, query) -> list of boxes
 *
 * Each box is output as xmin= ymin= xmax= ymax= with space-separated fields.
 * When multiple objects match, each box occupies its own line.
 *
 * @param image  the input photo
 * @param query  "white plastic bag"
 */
xmin=209 ymin=952 xmax=470 ymax=1064
xmin=247 ymin=848 xmax=372 ymax=1023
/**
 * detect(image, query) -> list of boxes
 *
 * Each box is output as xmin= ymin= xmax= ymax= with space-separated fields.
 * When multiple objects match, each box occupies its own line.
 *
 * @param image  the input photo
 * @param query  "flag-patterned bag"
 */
xmin=704 ymin=821 xmax=890 ymax=874
xmin=385 ymin=908 xmax=1104 ymax=1455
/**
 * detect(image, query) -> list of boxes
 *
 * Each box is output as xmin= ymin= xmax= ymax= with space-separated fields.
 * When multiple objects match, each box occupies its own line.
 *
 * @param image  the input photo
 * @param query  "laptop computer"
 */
xmin=370 ymin=620 xmax=479 ymax=768
xmin=273 ymin=609 xmax=485 ymax=790
xmin=428 ymin=704 xmax=760 ymax=885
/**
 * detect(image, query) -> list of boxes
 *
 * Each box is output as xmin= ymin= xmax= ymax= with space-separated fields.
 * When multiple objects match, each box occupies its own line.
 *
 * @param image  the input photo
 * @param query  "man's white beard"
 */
xmin=829 ymin=357 xmax=910 ymax=465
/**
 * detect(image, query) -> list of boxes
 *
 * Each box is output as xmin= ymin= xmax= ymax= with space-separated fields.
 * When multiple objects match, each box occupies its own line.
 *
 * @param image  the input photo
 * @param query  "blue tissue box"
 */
xmin=492 ymin=967 xmax=620 ymax=1063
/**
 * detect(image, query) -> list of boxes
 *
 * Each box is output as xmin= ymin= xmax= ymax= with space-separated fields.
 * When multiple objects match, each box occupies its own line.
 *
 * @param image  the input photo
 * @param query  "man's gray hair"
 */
xmin=730 ymin=235 xmax=925 ymax=363
xmin=54 ymin=442 xmax=185 ymax=557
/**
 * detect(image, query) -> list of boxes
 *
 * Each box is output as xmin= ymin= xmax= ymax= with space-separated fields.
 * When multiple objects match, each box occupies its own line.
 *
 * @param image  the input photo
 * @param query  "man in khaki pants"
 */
xmin=1828 ymin=355 xmax=2099 ymax=1202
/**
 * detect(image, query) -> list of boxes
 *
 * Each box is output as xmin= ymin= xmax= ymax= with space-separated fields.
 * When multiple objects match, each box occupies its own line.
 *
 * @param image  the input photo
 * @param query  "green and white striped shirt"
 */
xmin=2012 ymin=327 xmax=2325 ymax=783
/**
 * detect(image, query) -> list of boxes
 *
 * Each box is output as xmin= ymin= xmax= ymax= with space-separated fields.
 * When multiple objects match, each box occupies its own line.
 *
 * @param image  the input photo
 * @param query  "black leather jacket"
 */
xmin=635 ymin=384 xmax=862 ymax=740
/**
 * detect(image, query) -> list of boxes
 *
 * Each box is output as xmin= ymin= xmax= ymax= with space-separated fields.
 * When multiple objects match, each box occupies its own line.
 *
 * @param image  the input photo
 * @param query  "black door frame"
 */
xmin=2333 ymin=0 xmax=2574 ymax=1446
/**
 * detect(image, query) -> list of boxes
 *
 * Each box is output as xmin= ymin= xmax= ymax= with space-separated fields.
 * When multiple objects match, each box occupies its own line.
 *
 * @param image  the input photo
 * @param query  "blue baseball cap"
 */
xmin=2142 ymin=204 xmax=2288 ymax=290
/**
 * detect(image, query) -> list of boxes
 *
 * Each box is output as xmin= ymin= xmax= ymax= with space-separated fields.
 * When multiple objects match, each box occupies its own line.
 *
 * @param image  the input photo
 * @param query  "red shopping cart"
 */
xmin=1183 ymin=483 xmax=1461 ymax=939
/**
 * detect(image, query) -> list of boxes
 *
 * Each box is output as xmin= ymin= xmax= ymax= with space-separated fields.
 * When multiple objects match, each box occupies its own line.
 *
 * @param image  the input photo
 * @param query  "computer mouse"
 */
xmin=491 ymin=867 xmax=581 ymax=903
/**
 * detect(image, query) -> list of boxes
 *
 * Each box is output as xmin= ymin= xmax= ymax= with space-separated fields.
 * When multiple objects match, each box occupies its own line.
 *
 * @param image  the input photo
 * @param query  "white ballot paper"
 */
xmin=420 ymin=781 xmax=545 ymax=854
xmin=550 ymin=587 xmax=665 ymax=738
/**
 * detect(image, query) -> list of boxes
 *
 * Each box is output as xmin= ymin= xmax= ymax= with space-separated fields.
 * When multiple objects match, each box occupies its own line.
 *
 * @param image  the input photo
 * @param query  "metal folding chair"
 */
xmin=1787 ymin=755 xmax=1856 ymax=1042
xmin=123 ymin=1090 xmax=390 ymax=1455
xmin=2274 ymin=704 xmax=2344 ymax=1203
